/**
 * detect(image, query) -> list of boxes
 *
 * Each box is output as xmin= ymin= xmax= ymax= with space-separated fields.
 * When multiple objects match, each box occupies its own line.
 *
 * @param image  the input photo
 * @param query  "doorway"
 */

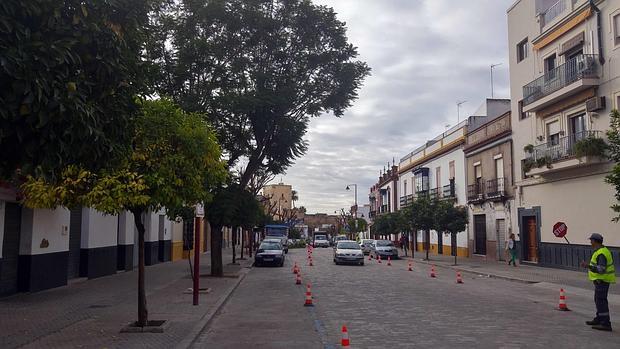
xmin=67 ymin=208 xmax=82 ymax=279
xmin=496 ymin=219 xmax=506 ymax=261
xmin=437 ymin=231 xmax=443 ymax=255
xmin=0 ymin=203 xmax=21 ymax=296
xmin=521 ymin=216 xmax=539 ymax=263
xmin=474 ymin=215 xmax=487 ymax=255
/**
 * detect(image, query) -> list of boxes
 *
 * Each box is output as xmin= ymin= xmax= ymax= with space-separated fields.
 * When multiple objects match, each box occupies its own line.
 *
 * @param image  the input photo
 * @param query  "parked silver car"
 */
xmin=333 ymin=240 xmax=364 ymax=266
xmin=254 ymin=241 xmax=285 ymax=267
xmin=370 ymin=240 xmax=399 ymax=260
xmin=359 ymin=239 xmax=375 ymax=255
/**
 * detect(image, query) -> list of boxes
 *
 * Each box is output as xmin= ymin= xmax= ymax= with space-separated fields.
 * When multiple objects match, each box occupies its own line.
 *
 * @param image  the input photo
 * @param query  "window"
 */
xmin=403 ymin=180 xmax=407 ymax=196
xmin=545 ymin=54 xmax=557 ymax=79
xmin=474 ymin=164 xmax=482 ymax=188
xmin=614 ymin=14 xmax=620 ymax=46
xmin=570 ymin=113 xmax=586 ymax=139
xmin=414 ymin=168 xmax=429 ymax=193
xmin=495 ymin=157 xmax=504 ymax=179
xmin=518 ymin=100 xmax=528 ymax=120
xmin=517 ymin=38 xmax=528 ymax=63
xmin=435 ymin=167 xmax=441 ymax=189
xmin=547 ymin=120 xmax=560 ymax=146
xmin=449 ymin=161 xmax=455 ymax=179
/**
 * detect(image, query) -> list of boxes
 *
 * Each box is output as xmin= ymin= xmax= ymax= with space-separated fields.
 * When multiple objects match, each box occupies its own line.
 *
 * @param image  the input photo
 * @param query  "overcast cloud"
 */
xmin=277 ymin=0 xmax=514 ymax=214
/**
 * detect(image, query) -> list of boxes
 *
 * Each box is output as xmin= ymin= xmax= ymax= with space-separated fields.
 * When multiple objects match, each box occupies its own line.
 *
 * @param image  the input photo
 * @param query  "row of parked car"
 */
xmin=333 ymin=239 xmax=400 ymax=266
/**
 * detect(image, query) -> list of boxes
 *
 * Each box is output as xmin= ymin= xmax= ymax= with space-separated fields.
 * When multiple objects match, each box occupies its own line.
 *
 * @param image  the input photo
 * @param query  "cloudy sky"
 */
xmin=277 ymin=0 xmax=514 ymax=214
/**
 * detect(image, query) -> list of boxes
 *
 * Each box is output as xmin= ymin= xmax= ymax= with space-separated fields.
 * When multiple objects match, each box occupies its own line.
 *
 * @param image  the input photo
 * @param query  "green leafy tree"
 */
xmin=150 ymin=0 xmax=370 ymax=186
xmin=21 ymin=99 xmax=227 ymax=327
xmin=434 ymin=200 xmax=468 ymax=265
xmin=0 ymin=0 xmax=152 ymax=180
xmin=406 ymin=197 xmax=436 ymax=260
xmin=606 ymin=109 xmax=620 ymax=222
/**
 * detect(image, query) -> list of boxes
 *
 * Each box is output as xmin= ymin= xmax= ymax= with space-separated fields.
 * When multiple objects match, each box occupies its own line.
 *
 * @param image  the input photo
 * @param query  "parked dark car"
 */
xmin=254 ymin=241 xmax=285 ymax=267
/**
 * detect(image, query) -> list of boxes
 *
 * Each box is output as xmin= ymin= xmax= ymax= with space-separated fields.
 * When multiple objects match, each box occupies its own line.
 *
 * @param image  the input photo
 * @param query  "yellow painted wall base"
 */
xmin=171 ymin=241 xmax=184 ymax=261
xmin=415 ymin=242 xmax=468 ymax=257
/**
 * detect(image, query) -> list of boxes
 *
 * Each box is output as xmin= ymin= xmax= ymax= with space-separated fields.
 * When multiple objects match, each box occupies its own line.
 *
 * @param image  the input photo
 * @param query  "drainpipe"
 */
xmin=590 ymin=0 xmax=605 ymax=65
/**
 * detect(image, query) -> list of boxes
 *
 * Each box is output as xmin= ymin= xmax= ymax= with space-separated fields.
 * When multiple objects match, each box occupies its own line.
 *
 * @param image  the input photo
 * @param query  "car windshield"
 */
xmin=259 ymin=243 xmax=281 ymax=250
xmin=338 ymin=242 xmax=360 ymax=249
xmin=315 ymin=236 xmax=327 ymax=240
xmin=376 ymin=240 xmax=393 ymax=247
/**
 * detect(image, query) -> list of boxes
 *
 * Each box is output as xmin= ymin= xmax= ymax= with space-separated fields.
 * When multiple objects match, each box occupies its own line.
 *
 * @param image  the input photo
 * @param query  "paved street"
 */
xmin=194 ymin=247 xmax=620 ymax=348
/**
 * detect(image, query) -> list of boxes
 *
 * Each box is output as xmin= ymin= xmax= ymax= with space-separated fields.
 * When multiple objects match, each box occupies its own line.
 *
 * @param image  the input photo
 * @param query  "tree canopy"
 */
xmin=0 ymin=0 xmax=152 ymax=180
xmin=149 ymin=0 xmax=370 ymax=186
xmin=606 ymin=109 xmax=620 ymax=222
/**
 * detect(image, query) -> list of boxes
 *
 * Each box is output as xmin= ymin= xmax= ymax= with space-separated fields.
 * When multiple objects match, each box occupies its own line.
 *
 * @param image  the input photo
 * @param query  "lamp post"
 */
xmin=346 ymin=184 xmax=358 ymax=239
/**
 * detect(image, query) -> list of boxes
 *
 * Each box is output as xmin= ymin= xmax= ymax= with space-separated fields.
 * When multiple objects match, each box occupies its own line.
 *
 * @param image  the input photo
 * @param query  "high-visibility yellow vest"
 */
xmin=588 ymin=246 xmax=616 ymax=284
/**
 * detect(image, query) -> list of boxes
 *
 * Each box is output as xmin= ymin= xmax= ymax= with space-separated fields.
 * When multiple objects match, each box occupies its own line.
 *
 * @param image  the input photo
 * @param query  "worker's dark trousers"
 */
xmin=594 ymin=280 xmax=611 ymax=326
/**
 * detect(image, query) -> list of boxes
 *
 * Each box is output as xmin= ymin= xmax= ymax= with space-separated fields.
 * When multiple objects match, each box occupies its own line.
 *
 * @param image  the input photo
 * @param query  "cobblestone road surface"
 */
xmin=196 ymin=247 xmax=619 ymax=348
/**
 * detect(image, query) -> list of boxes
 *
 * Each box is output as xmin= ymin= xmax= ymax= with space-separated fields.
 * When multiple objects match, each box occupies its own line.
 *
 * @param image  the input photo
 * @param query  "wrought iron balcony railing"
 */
xmin=523 ymin=54 xmax=599 ymax=106
xmin=486 ymin=178 xmax=506 ymax=200
xmin=467 ymin=182 xmax=484 ymax=203
xmin=525 ymin=130 xmax=603 ymax=164
xmin=400 ymin=194 xmax=415 ymax=207
xmin=442 ymin=180 xmax=456 ymax=200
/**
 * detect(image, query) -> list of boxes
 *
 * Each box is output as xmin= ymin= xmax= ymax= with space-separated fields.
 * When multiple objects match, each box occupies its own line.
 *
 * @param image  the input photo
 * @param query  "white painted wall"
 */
xmin=144 ymin=210 xmax=160 ymax=242
xmin=0 ymin=200 xmax=5 ymax=258
xmin=80 ymin=208 xmax=118 ymax=249
xmin=19 ymin=207 xmax=70 ymax=255
xmin=118 ymin=211 xmax=135 ymax=245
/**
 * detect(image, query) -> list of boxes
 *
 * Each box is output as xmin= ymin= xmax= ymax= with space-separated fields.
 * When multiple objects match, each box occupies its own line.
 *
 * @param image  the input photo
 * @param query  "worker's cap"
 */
xmin=588 ymin=233 xmax=604 ymax=243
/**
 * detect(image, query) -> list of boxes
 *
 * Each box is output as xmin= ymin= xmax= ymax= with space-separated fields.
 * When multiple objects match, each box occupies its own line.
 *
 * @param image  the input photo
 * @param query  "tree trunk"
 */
xmin=211 ymin=224 xmax=223 ymax=276
xmin=131 ymin=208 xmax=148 ymax=327
xmin=424 ymin=230 xmax=430 ymax=261
xmin=240 ymin=229 xmax=244 ymax=259
xmin=249 ymin=231 xmax=253 ymax=258
xmin=451 ymin=233 xmax=458 ymax=265
xmin=232 ymin=226 xmax=237 ymax=264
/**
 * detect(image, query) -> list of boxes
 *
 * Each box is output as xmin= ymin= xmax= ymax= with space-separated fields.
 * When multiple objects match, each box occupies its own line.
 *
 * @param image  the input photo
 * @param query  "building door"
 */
xmin=474 ymin=215 xmax=486 ymax=255
xmin=522 ymin=216 xmax=539 ymax=263
xmin=67 ymin=208 xmax=82 ymax=279
xmin=496 ymin=219 xmax=506 ymax=261
xmin=437 ymin=231 xmax=443 ymax=254
xmin=1 ymin=203 xmax=21 ymax=296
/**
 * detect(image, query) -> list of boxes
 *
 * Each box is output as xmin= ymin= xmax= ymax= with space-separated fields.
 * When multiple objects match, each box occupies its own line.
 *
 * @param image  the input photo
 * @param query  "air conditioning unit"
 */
xmin=586 ymin=96 xmax=605 ymax=112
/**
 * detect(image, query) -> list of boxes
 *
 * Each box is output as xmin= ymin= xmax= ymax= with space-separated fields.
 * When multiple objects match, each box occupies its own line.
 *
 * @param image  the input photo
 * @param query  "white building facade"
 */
xmin=508 ymin=0 xmax=620 ymax=269
xmin=398 ymin=121 xmax=469 ymax=257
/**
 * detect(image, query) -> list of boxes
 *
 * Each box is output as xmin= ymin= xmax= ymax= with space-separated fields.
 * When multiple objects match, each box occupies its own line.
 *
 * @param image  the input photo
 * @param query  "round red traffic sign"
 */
xmin=553 ymin=222 xmax=567 ymax=238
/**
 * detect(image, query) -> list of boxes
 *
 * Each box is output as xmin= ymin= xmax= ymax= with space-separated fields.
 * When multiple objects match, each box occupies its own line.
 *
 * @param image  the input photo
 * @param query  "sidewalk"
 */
xmin=0 ymin=246 xmax=252 ymax=349
xmin=402 ymin=251 xmax=620 ymax=295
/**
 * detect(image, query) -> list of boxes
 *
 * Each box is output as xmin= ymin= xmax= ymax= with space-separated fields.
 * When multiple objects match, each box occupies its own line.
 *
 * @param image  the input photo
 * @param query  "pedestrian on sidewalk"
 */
xmin=400 ymin=234 xmax=408 ymax=257
xmin=580 ymin=233 xmax=615 ymax=332
xmin=507 ymin=233 xmax=517 ymax=267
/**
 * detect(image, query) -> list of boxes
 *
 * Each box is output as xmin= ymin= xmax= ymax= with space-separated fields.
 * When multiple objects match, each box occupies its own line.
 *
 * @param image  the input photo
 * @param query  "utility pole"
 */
xmin=490 ymin=63 xmax=502 ymax=98
xmin=456 ymin=100 xmax=467 ymax=123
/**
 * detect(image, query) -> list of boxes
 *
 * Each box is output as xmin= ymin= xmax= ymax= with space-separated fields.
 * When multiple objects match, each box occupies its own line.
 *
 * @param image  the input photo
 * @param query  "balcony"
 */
xmin=442 ymin=182 xmax=456 ymax=200
xmin=429 ymin=188 xmax=440 ymax=200
xmin=486 ymin=178 xmax=506 ymax=201
xmin=524 ymin=131 xmax=606 ymax=175
xmin=522 ymin=54 xmax=599 ymax=111
xmin=467 ymin=182 xmax=484 ymax=204
xmin=380 ymin=204 xmax=389 ymax=213
xmin=400 ymin=194 xmax=415 ymax=208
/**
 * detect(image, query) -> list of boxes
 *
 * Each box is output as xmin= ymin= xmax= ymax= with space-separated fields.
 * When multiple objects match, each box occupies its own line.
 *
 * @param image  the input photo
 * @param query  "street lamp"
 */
xmin=346 ymin=184 xmax=358 ymax=239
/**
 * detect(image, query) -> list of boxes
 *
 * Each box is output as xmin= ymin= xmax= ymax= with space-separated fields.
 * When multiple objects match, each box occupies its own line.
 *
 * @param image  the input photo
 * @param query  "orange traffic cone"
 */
xmin=341 ymin=325 xmax=350 ymax=347
xmin=430 ymin=265 xmax=436 ymax=278
xmin=377 ymin=255 xmax=382 ymax=264
xmin=304 ymin=284 xmax=314 ymax=307
xmin=408 ymin=261 xmax=413 ymax=271
xmin=456 ymin=271 xmax=463 ymax=284
xmin=296 ymin=271 xmax=302 ymax=285
xmin=368 ymin=254 xmax=372 ymax=261
xmin=293 ymin=261 xmax=298 ymax=274
xmin=309 ymin=258 xmax=314 ymax=266
xmin=558 ymin=288 xmax=570 ymax=311
xmin=387 ymin=256 xmax=392 ymax=266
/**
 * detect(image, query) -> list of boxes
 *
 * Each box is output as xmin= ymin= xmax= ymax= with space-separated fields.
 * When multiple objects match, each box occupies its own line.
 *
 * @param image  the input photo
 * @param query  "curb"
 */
xmin=410 ymin=258 xmax=539 ymax=284
xmin=175 ymin=265 xmax=251 ymax=349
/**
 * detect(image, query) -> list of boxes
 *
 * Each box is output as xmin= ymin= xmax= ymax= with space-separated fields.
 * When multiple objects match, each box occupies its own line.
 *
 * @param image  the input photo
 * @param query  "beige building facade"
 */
xmin=508 ymin=0 xmax=620 ymax=269
xmin=262 ymin=182 xmax=293 ymax=220
xmin=464 ymin=100 xmax=514 ymax=262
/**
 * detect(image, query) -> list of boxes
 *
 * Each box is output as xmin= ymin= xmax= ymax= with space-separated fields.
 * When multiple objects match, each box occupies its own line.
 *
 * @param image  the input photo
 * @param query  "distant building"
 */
xmin=261 ymin=182 xmax=293 ymax=220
